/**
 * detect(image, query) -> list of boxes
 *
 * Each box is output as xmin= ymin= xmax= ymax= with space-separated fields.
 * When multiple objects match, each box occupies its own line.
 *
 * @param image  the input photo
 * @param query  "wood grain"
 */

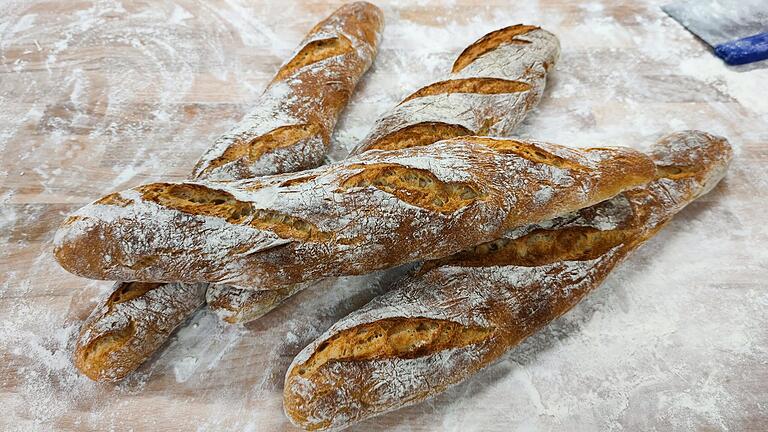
xmin=1 ymin=0 xmax=766 ymax=431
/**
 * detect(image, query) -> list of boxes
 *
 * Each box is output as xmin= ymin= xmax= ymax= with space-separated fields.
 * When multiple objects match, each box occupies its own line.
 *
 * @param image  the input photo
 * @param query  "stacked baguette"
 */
xmin=72 ymin=1 xmax=384 ymax=382
xmin=51 ymin=4 xmax=734 ymax=432
xmin=68 ymin=15 xmax=564 ymax=381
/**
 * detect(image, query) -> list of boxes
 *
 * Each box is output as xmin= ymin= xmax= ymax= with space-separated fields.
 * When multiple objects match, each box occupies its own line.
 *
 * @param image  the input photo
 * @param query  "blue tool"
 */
xmin=662 ymin=0 xmax=768 ymax=65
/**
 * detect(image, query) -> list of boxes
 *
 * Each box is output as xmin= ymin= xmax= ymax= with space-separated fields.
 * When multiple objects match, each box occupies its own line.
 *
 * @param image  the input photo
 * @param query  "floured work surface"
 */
xmin=0 ymin=0 xmax=766 ymax=430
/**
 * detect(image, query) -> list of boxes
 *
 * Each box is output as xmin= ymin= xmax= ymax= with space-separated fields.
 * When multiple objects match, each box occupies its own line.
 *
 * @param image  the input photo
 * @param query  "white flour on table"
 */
xmin=0 ymin=0 xmax=766 ymax=431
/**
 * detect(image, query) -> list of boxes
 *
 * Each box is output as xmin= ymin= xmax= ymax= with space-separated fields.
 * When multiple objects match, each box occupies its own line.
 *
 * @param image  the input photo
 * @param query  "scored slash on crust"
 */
xmin=452 ymin=24 xmax=540 ymax=73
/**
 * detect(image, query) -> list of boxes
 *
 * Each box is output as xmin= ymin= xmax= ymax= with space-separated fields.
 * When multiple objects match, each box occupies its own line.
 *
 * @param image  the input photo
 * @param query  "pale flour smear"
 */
xmin=0 ymin=1 xmax=766 ymax=431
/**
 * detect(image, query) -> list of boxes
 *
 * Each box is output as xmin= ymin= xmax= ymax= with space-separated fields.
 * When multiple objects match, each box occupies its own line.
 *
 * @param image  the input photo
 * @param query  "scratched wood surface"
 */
xmin=1 ymin=0 xmax=766 ymax=431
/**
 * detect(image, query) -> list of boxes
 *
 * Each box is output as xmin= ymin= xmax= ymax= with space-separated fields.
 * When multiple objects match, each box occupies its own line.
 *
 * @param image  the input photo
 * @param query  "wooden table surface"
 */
xmin=1 ymin=0 xmax=766 ymax=431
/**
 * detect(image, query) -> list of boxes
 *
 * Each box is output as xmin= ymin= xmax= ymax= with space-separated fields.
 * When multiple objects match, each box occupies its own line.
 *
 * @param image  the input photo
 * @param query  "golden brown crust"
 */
xmin=198 ymin=124 xmax=324 ymax=175
xmin=139 ymin=183 xmax=253 ymax=223
xmin=274 ymin=36 xmax=354 ymax=82
xmin=340 ymin=163 xmax=484 ymax=214
xmin=465 ymin=136 xmax=589 ymax=170
xmin=294 ymin=318 xmax=493 ymax=378
xmin=418 ymin=226 xmax=631 ymax=271
xmin=283 ymin=131 xmax=733 ymax=431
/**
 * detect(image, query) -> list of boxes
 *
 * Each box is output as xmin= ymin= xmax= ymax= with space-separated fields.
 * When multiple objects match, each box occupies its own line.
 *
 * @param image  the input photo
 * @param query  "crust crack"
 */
xmin=461 ymin=137 xmax=588 ymax=171
xmin=200 ymin=123 xmax=323 ymax=174
xmin=140 ymin=183 xmax=253 ymax=223
xmin=250 ymin=208 xmax=331 ymax=241
xmin=401 ymin=78 xmax=532 ymax=104
xmin=294 ymin=318 xmax=494 ymax=377
xmin=280 ymin=174 xmax=320 ymax=187
xmin=364 ymin=122 xmax=472 ymax=152
xmin=452 ymin=24 xmax=539 ymax=73
xmin=275 ymin=36 xmax=353 ymax=81
xmin=139 ymin=183 xmax=329 ymax=241
xmin=341 ymin=163 xmax=484 ymax=213
xmin=95 ymin=193 xmax=134 ymax=207
xmin=421 ymin=226 xmax=631 ymax=272
xmin=656 ymin=165 xmax=699 ymax=180
xmin=108 ymin=282 xmax=162 ymax=306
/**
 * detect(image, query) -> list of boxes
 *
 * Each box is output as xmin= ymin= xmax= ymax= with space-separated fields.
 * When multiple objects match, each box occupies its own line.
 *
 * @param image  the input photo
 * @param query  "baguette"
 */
xmin=207 ymin=24 xmax=561 ymax=323
xmin=71 ymin=2 xmax=384 ymax=382
xmin=192 ymin=1 xmax=383 ymax=180
xmin=282 ymin=130 xmax=733 ymax=431
xmin=74 ymin=282 xmax=206 ymax=381
xmin=54 ymin=138 xmax=656 ymax=289
xmin=353 ymin=24 xmax=559 ymax=154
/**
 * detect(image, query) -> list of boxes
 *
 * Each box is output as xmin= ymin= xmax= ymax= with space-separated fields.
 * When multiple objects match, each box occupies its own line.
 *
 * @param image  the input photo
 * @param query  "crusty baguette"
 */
xmin=71 ymin=2 xmax=384 ymax=382
xmin=192 ymin=1 xmax=383 ymax=180
xmin=353 ymin=24 xmax=559 ymax=154
xmin=207 ymin=24 xmax=561 ymax=323
xmin=283 ymin=130 xmax=733 ymax=431
xmin=54 ymin=138 xmax=656 ymax=289
xmin=74 ymin=282 xmax=206 ymax=381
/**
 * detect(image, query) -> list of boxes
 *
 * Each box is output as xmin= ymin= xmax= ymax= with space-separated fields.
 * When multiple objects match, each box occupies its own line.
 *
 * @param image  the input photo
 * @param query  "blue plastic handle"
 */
xmin=714 ymin=32 xmax=768 ymax=66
